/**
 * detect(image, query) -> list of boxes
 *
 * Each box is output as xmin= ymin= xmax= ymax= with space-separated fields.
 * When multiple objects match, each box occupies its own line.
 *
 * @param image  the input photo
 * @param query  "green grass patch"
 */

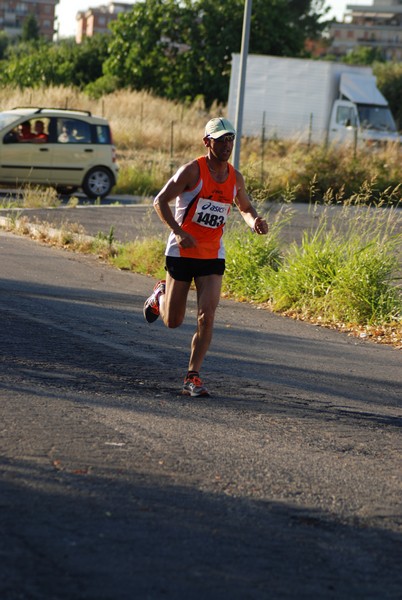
xmin=114 ymin=161 xmax=170 ymax=197
xmin=268 ymin=204 xmax=402 ymax=325
xmin=111 ymin=236 xmax=166 ymax=278
xmin=223 ymin=205 xmax=290 ymax=301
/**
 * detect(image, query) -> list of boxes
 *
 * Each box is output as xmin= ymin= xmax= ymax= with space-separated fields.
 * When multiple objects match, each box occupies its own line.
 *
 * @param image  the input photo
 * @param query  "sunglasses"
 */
xmin=210 ymin=134 xmax=235 ymax=143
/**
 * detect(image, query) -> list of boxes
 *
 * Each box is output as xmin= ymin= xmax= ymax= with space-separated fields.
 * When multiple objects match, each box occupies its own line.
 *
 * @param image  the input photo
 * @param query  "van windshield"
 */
xmin=357 ymin=105 xmax=397 ymax=132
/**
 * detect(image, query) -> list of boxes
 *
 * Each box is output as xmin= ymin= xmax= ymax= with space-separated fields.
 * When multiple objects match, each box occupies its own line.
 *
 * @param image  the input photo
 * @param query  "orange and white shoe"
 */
xmin=143 ymin=280 xmax=165 ymax=323
xmin=182 ymin=375 xmax=210 ymax=397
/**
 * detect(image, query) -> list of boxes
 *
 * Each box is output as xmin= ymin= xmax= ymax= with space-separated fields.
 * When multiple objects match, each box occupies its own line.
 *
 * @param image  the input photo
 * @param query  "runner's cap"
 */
xmin=205 ymin=117 xmax=236 ymax=139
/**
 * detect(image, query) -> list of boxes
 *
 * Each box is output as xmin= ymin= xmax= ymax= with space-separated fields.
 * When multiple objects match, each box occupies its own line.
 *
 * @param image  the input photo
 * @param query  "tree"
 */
xmin=22 ymin=14 xmax=40 ymax=41
xmin=55 ymin=35 xmax=110 ymax=87
xmin=0 ymin=32 xmax=10 ymax=59
xmin=104 ymin=0 xmax=330 ymax=105
xmin=342 ymin=46 xmax=385 ymax=65
xmin=0 ymin=35 xmax=109 ymax=89
xmin=105 ymin=0 xmax=195 ymax=98
xmin=373 ymin=61 xmax=402 ymax=128
xmin=0 ymin=0 xmax=330 ymax=102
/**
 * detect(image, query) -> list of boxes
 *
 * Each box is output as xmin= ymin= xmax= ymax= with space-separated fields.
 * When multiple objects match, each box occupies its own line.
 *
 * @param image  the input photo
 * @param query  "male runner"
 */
xmin=143 ymin=117 xmax=268 ymax=397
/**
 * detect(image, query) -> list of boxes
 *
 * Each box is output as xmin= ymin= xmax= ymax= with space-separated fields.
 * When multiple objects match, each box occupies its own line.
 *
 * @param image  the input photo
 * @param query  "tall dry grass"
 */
xmin=1 ymin=85 xmax=401 ymax=202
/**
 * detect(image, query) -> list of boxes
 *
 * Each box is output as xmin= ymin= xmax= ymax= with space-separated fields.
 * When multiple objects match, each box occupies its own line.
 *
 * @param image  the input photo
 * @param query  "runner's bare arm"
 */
xmin=234 ymin=171 xmax=268 ymax=235
xmin=153 ymin=161 xmax=200 ymax=247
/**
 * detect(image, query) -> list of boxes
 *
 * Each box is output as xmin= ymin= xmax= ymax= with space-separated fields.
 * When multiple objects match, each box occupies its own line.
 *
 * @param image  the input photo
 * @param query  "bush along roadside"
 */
xmin=222 ymin=202 xmax=401 ymax=347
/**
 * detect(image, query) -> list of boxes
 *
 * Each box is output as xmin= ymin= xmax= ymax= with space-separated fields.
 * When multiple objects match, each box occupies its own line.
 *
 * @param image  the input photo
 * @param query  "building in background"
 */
xmin=0 ymin=0 xmax=59 ymax=40
xmin=76 ymin=2 xmax=133 ymax=43
xmin=329 ymin=0 xmax=402 ymax=60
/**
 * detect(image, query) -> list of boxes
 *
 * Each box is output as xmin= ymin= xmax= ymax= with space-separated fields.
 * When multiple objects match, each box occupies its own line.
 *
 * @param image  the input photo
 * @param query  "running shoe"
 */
xmin=143 ymin=280 xmax=166 ymax=323
xmin=182 ymin=375 xmax=210 ymax=397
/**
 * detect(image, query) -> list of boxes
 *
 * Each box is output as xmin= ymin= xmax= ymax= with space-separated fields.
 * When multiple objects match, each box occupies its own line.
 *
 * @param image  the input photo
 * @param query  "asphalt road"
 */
xmin=0 ymin=229 xmax=401 ymax=599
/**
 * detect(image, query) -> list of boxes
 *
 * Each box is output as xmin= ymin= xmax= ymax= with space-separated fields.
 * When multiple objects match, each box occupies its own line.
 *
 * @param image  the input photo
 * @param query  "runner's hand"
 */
xmin=253 ymin=216 xmax=268 ymax=235
xmin=175 ymin=230 xmax=197 ymax=248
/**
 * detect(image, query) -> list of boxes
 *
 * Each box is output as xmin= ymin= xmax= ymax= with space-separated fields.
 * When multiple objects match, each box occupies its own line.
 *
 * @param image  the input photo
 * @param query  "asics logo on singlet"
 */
xmin=201 ymin=201 xmax=226 ymax=213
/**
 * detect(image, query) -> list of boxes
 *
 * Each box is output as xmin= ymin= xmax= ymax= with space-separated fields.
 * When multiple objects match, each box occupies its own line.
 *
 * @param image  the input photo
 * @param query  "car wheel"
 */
xmin=82 ymin=167 xmax=114 ymax=199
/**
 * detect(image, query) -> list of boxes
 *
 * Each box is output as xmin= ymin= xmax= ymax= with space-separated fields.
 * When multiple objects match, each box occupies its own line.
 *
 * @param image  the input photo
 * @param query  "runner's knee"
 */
xmin=197 ymin=309 xmax=215 ymax=330
xmin=163 ymin=311 xmax=185 ymax=329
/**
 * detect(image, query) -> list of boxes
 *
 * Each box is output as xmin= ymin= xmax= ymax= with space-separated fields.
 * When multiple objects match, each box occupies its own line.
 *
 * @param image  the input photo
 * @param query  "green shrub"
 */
xmin=269 ymin=204 xmax=402 ymax=325
xmin=331 ymin=239 xmax=401 ymax=323
xmin=84 ymin=75 xmax=120 ymax=100
xmin=268 ymin=226 xmax=342 ymax=312
xmin=223 ymin=206 xmax=289 ymax=301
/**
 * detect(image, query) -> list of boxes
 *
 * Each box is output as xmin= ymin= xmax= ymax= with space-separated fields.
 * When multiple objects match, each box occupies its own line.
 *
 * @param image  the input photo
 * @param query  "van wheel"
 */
xmin=82 ymin=167 xmax=114 ymax=199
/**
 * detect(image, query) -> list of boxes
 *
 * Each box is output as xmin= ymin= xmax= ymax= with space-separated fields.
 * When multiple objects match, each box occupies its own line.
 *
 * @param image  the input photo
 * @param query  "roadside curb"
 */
xmin=0 ymin=215 xmax=94 ymax=245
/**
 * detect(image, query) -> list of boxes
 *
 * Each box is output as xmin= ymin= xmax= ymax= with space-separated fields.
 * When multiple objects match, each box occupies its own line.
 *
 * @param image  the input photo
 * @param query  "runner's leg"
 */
xmin=159 ymin=271 xmax=191 ymax=328
xmin=188 ymin=274 xmax=222 ymax=373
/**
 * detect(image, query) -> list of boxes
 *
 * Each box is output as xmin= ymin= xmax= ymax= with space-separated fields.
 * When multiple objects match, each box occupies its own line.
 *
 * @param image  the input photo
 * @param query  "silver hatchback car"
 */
xmin=0 ymin=107 xmax=119 ymax=199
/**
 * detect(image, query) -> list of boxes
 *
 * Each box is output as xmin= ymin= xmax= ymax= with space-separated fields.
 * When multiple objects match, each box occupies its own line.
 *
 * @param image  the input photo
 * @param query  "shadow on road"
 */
xmin=1 ymin=454 xmax=401 ymax=600
xmin=1 ymin=274 xmax=402 ymax=599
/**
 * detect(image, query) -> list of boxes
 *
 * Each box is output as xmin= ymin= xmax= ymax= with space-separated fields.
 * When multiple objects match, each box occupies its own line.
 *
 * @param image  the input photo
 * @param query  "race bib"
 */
xmin=192 ymin=198 xmax=230 ymax=229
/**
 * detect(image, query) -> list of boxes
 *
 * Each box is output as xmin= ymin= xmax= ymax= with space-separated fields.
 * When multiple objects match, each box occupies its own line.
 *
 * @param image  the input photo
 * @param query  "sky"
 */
xmin=55 ymin=0 xmax=359 ymax=39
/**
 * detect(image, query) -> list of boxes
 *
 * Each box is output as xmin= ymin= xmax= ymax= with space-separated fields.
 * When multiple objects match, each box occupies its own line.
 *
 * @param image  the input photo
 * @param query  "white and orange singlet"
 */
xmin=165 ymin=156 xmax=237 ymax=260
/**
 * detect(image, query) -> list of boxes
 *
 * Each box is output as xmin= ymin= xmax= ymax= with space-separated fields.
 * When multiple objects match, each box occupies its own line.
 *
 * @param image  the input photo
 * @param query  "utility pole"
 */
xmin=232 ymin=0 xmax=252 ymax=170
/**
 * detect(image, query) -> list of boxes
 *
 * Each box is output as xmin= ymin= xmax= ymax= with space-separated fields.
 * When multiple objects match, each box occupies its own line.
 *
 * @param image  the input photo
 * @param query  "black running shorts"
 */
xmin=165 ymin=256 xmax=225 ymax=282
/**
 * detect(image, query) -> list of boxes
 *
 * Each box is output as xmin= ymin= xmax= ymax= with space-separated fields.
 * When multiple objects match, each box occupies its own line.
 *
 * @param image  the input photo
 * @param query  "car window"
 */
xmin=95 ymin=125 xmax=111 ymax=144
xmin=3 ymin=128 xmax=20 ymax=144
xmin=3 ymin=117 xmax=50 ymax=144
xmin=57 ymin=118 xmax=91 ymax=143
xmin=31 ymin=118 xmax=50 ymax=143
